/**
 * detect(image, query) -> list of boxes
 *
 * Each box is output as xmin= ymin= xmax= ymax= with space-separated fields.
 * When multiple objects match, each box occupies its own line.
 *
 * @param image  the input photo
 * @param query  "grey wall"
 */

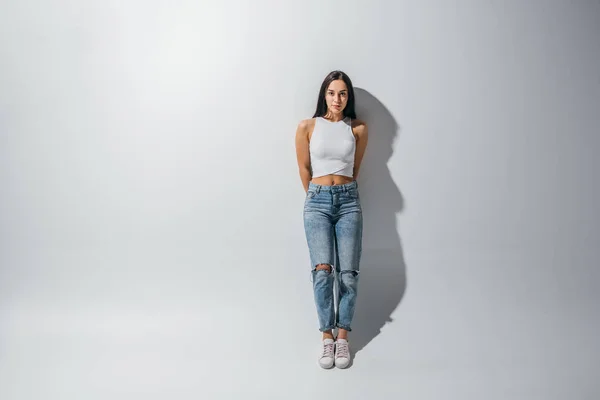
xmin=1 ymin=0 xmax=599 ymax=399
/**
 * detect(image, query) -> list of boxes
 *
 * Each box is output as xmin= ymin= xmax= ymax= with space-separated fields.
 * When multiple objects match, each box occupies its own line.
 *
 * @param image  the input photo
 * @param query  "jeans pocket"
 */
xmin=306 ymin=190 xmax=317 ymax=200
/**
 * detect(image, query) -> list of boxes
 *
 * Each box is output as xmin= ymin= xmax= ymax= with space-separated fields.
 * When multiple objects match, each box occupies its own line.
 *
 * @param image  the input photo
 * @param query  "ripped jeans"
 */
xmin=303 ymin=181 xmax=363 ymax=332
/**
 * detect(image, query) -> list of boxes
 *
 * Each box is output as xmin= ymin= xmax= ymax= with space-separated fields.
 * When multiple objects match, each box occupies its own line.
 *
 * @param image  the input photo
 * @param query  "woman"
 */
xmin=295 ymin=70 xmax=369 ymax=369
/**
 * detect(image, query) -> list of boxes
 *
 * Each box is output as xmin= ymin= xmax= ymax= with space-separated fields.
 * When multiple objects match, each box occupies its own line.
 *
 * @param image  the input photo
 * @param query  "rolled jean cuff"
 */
xmin=336 ymin=323 xmax=352 ymax=332
xmin=319 ymin=325 xmax=335 ymax=332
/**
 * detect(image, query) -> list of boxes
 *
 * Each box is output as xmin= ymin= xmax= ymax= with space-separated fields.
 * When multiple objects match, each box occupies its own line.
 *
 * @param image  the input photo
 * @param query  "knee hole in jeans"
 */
xmin=314 ymin=264 xmax=332 ymax=274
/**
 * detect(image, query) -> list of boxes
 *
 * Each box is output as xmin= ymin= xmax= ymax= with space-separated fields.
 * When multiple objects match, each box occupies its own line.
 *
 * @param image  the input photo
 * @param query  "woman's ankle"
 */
xmin=337 ymin=328 xmax=349 ymax=340
xmin=322 ymin=330 xmax=335 ymax=340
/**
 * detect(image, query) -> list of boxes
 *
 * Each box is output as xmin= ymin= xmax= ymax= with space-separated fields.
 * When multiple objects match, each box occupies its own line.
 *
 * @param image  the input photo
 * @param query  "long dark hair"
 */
xmin=312 ymin=70 xmax=357 ymax=120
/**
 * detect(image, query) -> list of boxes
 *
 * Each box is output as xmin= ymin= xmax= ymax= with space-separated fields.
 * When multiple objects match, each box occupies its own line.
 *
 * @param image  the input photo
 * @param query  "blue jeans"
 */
xmin=303 ymin=181 xmax=363 ymax=332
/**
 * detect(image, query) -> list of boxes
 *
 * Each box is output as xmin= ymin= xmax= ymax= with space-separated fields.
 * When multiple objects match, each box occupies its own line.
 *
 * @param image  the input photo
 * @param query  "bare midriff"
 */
xmin=311 ymin=175 xmax=354 ymax=186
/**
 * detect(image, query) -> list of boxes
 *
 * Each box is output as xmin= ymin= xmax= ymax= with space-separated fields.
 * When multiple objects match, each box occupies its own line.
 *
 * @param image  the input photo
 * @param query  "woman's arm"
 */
xmin=353 ymin=120 xmax=369 ymax=180
xmin=295 ymin=119 xmax=312 ymax=192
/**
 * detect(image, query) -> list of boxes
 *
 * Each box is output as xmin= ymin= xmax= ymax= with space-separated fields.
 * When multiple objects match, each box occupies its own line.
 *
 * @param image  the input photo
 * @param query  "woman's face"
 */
xmin=325 ymin=79 xmax=348 ymax=116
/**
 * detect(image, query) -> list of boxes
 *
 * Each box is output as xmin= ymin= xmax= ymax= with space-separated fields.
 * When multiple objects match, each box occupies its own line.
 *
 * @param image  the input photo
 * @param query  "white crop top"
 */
xmin=309 ymin=116 xmax=356 ymax=178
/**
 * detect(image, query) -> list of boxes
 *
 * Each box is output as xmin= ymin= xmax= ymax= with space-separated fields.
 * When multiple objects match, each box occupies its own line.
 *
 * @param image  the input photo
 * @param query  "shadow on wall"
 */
xmin=351 ymin=87 xmax=407 ymax=355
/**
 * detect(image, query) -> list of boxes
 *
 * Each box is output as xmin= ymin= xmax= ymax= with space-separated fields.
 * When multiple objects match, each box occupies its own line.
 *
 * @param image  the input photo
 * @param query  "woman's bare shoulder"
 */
xmin=298 ymin=118 xmax=317 ymax=130
xmin=351 ymin=118 xmax=367 ymax=129
xmin=297 ymin=118 xmax=317 ymax=139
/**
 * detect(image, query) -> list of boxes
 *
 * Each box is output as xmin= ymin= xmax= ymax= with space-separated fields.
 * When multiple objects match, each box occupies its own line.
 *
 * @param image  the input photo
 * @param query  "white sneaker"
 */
xmin=318 ymin=338 xmax=335 ymax=369
xmin=334 ymin=339 xmax=350 ymax=368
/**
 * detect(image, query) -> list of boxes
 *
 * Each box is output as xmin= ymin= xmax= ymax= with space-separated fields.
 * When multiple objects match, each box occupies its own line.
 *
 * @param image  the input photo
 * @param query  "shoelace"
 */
xmin=321 ymin=342 xmax=335 ymax=358
xmin=335 ymin=341 xmax=349 ymax=359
